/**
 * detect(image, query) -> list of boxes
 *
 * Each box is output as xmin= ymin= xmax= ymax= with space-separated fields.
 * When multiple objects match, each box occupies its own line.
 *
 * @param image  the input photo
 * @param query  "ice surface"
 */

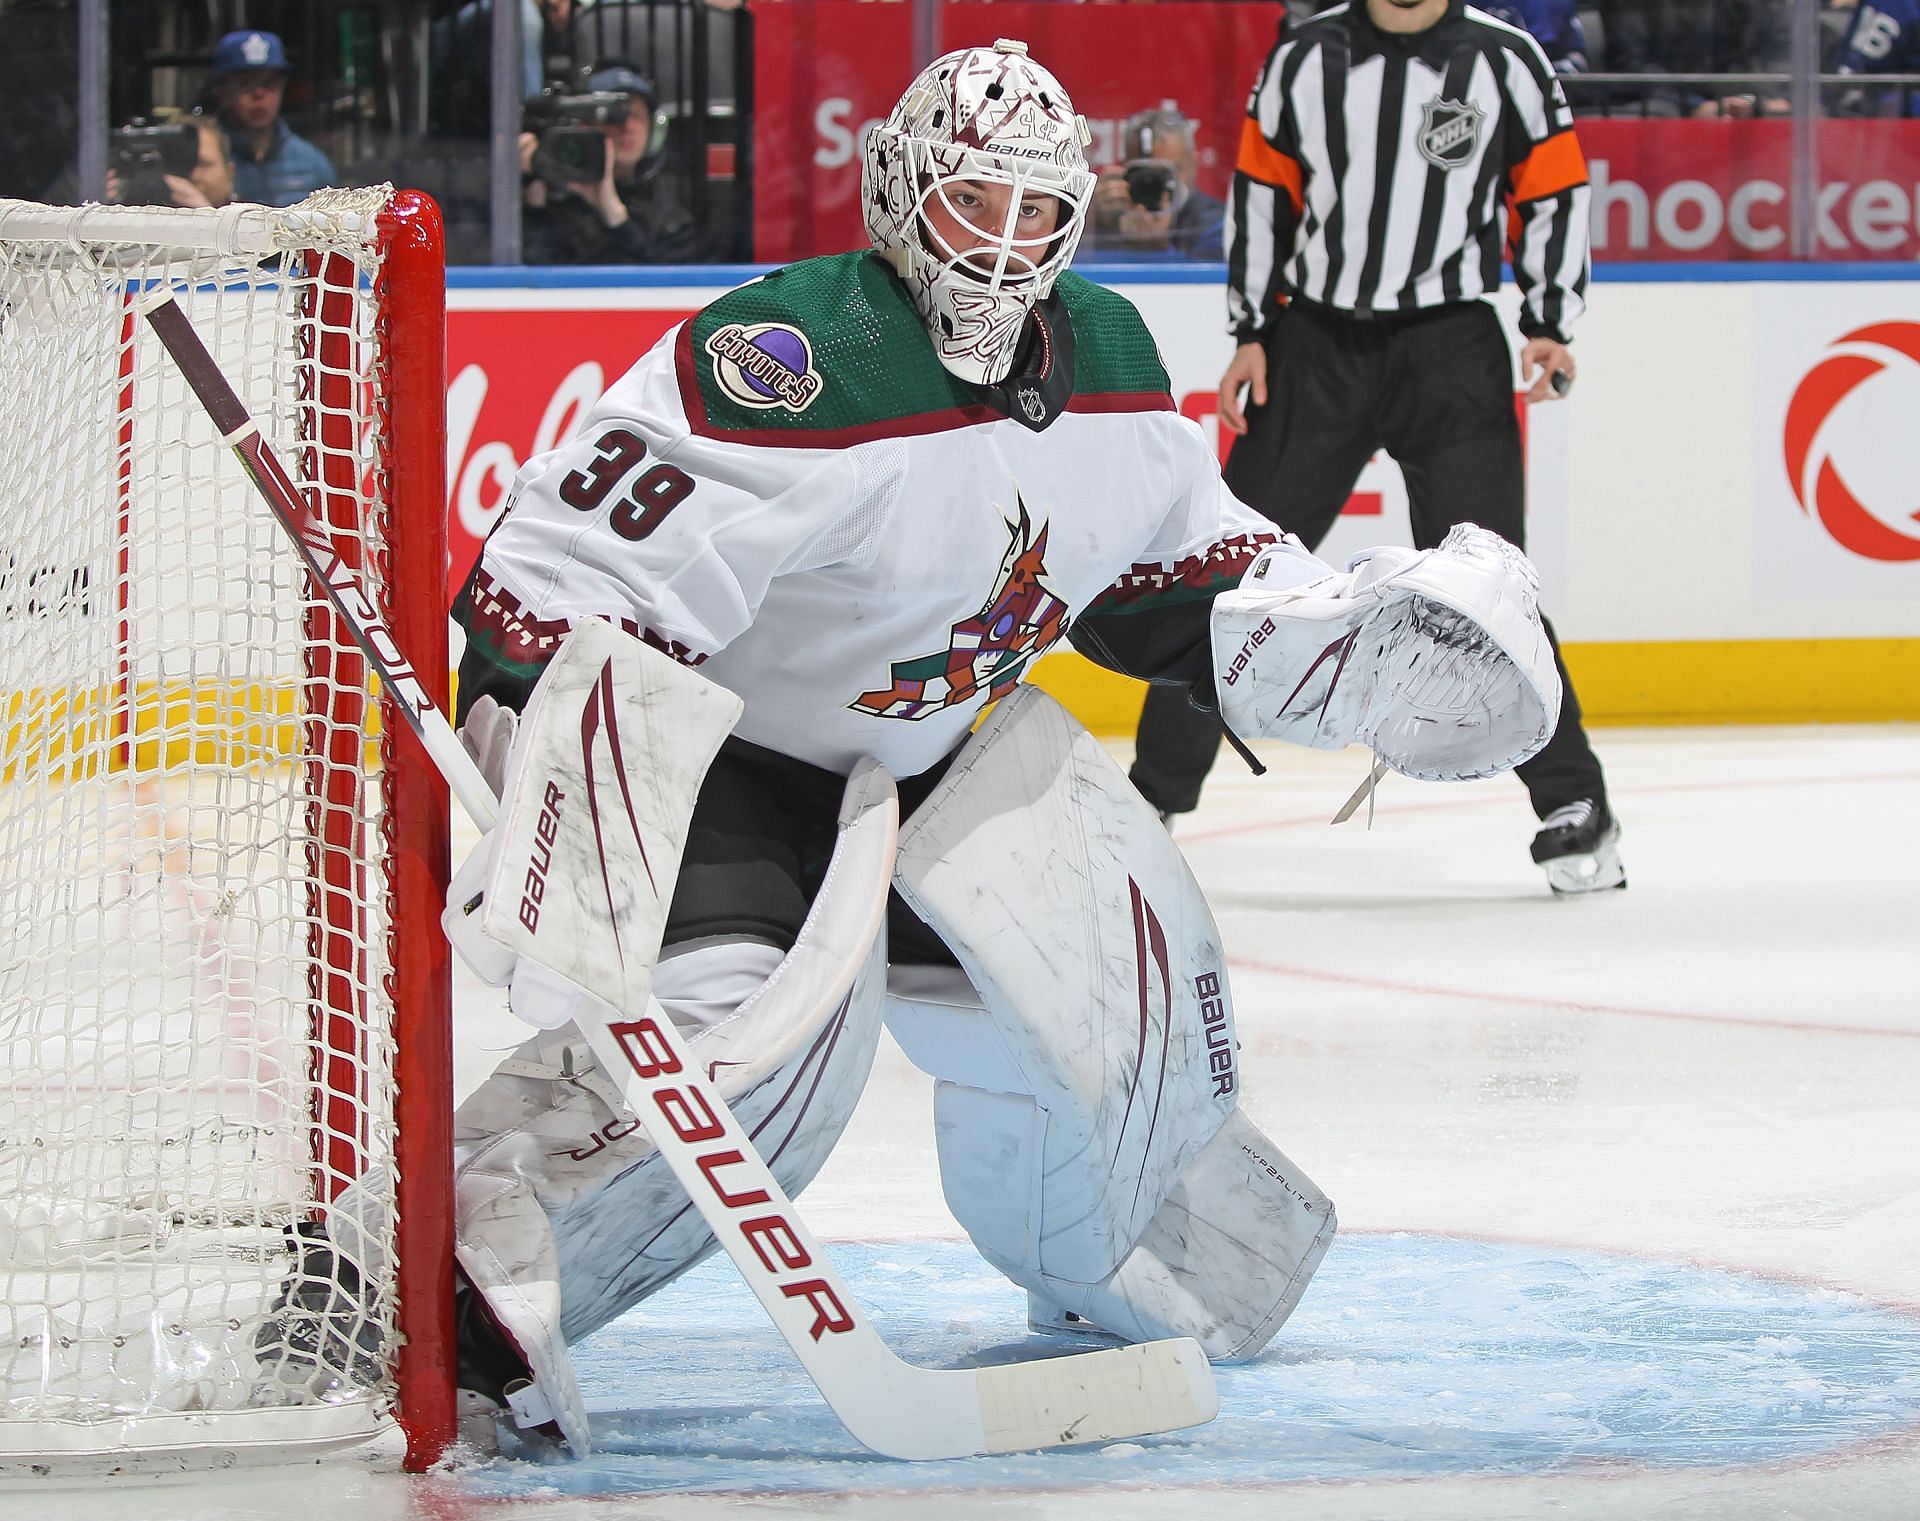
xmin=14 ymin=724 xmax=1920 ymax=1520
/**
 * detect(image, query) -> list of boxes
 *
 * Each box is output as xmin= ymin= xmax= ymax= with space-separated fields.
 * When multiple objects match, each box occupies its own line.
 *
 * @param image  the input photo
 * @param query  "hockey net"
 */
xmin=0 ymin=190 xmax=452 ymax=1473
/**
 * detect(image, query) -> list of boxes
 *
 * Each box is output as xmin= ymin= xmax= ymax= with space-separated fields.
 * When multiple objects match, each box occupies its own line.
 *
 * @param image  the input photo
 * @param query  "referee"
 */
xmin=1130 ymin=0 xmax=1624 ymax=894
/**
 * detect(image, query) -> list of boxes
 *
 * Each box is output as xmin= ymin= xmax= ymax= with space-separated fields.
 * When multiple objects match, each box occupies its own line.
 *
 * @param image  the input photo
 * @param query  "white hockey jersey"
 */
xmin=457 ymin=252 xmax=1330 ymax=778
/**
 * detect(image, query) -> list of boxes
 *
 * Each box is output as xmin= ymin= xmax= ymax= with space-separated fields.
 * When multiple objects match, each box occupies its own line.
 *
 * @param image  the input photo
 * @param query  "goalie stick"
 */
xmin=140 ymin=294 xmax=1219 ymax=1461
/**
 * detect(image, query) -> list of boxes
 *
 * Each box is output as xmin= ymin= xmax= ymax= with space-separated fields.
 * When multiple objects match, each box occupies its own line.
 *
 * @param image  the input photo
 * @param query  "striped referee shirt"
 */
xmin=1227 ymin=0 xmax=1592 ymax=344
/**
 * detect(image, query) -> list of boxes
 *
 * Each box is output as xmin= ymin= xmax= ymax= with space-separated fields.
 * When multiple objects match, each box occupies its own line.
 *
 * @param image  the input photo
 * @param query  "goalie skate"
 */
xmin=1026 ymin=1291 xmax=1123 ymax=1343
xmin=1531 ymin=800 xmax=1626 ymax=895
xmin=251 ymin=1222 xmax=387 ymax=1403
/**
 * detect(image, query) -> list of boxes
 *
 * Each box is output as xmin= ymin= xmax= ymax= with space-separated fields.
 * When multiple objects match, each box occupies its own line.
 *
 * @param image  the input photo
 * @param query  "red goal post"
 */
xmin=0 ymin=188 xmax=454 ymax=1473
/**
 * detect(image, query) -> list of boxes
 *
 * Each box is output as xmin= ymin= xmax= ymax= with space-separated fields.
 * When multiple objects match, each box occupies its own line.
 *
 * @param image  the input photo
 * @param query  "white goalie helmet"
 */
xmin=862 ymin=39 xmax=1096 ymax=386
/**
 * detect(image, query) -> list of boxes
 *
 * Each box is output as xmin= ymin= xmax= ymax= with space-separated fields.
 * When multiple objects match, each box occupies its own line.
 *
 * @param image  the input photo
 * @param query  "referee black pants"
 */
xmin=1130 ymin=298 xmax=1607 ymax=823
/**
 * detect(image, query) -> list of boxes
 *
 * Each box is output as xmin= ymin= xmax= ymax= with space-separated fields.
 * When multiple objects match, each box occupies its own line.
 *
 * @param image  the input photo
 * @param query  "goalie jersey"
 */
xmin=456 ymin=250 xmax=1321 ymax=778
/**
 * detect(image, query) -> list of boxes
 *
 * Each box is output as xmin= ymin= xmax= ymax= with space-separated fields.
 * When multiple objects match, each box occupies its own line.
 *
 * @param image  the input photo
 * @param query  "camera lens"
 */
xmin=1124 ymin=163 xmax=1174 ymax=211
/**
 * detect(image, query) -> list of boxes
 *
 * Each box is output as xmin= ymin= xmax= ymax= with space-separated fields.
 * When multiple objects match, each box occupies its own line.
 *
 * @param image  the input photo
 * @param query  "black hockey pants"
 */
xmin=664 ymin=735 xmax=960 ymax=968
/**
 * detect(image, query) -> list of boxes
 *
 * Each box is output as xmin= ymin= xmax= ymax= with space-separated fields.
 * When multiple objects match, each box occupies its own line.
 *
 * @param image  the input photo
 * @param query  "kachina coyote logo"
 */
xmin=1783 ymin=321 xmax=1920 ymax=562
xmin=1417 ymin=97 xmax=1485 ymax=169
xmin=851 ymin=493 xmax=1069 ymax=719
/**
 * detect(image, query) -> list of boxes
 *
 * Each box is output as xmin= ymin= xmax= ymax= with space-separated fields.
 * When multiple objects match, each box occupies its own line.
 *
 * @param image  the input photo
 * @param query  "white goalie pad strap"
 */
xmin=1028 ymin=1108 xmax=1336 ymax=1361
xmin=451 ymin=763 xmax=897 ymax=1453
xmin=475 ymin=616 xmax=745 ymax=1019
xmin=890 ymin=686 xmax=1237 ymax=1286
xmin=1212 ymin=523 xmax=1562 ymax=782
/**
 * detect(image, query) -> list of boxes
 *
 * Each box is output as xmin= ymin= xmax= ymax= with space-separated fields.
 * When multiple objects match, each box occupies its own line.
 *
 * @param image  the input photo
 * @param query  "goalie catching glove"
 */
xmin=1211 ymin=523 xmax=1561 ymax=782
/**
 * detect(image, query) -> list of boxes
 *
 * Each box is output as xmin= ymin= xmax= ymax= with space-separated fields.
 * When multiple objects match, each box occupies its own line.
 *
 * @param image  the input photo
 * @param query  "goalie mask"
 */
xmin=862 ymin=39 xmax=1095 ymax=386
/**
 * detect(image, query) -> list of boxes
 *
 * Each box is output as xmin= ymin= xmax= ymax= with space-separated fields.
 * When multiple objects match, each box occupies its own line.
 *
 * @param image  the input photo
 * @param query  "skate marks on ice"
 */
xmin=451 ymin=1235 xmax=1920 ymax=1501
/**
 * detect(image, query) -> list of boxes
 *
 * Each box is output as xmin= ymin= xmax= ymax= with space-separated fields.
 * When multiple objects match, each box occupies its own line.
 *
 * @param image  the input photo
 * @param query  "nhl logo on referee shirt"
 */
xmin=1416 ymin=96 xmax=1486 ymax=169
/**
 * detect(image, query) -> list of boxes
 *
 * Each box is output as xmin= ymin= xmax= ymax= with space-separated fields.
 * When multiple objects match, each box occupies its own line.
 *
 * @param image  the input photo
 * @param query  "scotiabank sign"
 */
xmin=1582 ymin=120 xmax=1920 ymax=261
xmin=753 ymin=0 xmax=1286 ymax=264
xmin=754 ymin=6 xmax=1920 ymax=267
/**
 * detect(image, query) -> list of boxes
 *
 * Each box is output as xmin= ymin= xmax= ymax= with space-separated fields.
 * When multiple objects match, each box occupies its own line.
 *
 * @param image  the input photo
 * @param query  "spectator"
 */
xmin=1085 ymin=107 xmax=1227 ymax=261
xmin=1834 ymin=0 xmax=1920 ymax=115
xmin=433 ymin=0 xmax=578 ymax=137
xmin=1480 ymin=0 xmax=1592 ymax=71
xmin=211 ymin=30 xmax=338 ymax=206
xmin=520 ymin=62 xmax=701 ymax=264
xmin=1601 ymin=0 xmax=1790 ymax=116
xmin=107 ymin=114 xmax=235 ymax=209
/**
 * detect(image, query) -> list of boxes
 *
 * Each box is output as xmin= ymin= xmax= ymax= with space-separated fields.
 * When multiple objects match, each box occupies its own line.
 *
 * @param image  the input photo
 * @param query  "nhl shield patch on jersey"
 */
xmin=1416 ymin=96 xmax=1485 ymax=169
xmin=705 ymin=322 xmax=825 ymax=412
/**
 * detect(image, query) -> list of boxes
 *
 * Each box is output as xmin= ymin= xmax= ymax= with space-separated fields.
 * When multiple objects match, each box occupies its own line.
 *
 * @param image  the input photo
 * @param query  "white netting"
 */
xmin=0 ymin=190 xmax=404 ymax=1462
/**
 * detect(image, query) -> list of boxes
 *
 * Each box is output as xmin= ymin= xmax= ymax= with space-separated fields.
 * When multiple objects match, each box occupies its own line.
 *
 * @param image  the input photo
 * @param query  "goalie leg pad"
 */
xmin=1026 ymin=1108 xmax=1336 ymax=1360
xmin=452 ymin=940 xmax=885 ymax=1452
xmin=889 ymin=686 xmax=1247 ymax=1287
xmin=888 ymin=967 xmax=1334 ymax=1360
xmin=451 ymin=762 xmax=897 ymax=1454
xmin=443 ymin=617 xmax=746 ymax=1027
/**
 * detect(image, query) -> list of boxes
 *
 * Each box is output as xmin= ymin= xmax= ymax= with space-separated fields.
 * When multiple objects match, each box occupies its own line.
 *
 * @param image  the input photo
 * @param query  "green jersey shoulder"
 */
xmin=677 ymin=253 xmax=1172 ymax=447
xmin=1050 ymin=270 xmax=1172 ymax=400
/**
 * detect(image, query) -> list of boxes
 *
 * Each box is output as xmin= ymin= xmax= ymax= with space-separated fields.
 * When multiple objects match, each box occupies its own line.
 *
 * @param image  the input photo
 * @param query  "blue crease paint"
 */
xmin=453 ymin=1235 xmax=1920 ymax=1499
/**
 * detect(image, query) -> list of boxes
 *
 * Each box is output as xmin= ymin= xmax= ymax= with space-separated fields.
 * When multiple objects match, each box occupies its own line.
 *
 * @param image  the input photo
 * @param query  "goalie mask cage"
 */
xmin=0 ymin=190 xmax=454 ymax=1474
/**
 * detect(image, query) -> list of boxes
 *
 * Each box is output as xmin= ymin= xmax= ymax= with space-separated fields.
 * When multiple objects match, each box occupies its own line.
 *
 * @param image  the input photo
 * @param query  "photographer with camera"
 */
xmin=518 ymin=62 xmax=701 ymax=265
xmin=106 ymin=113 xmax=234 ymax=209
xmin=1086 ymin=107 xmax=1225 ymax=261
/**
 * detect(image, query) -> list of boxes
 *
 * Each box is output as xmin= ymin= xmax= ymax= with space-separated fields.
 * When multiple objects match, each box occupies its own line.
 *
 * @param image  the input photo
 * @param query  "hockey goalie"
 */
xmin=259 ymin=41 xmax=1560 ymax=1454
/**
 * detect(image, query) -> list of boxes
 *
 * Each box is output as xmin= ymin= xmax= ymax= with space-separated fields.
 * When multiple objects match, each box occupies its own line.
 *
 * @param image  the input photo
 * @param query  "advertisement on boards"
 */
xmin=1756 ymin=285 xmax=1920 ymax=603
xmin=438 ymin=275 xmax=1920 ymax=655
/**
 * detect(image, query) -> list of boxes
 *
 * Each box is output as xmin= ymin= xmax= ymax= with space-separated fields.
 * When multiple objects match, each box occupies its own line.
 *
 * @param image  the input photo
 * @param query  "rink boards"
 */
xmin=438 ymin=264 xmax=1920 ymax=727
